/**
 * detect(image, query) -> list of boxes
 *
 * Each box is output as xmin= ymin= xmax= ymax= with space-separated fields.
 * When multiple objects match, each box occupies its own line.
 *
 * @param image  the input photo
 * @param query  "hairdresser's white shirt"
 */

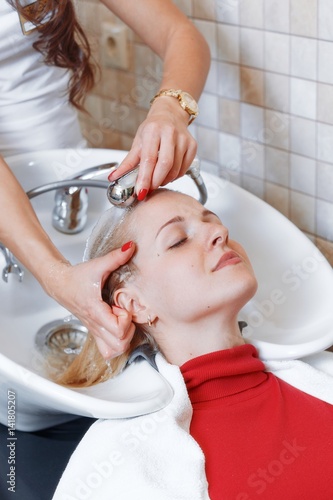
xmin=0 ymin=0 xmax=85 ymax=157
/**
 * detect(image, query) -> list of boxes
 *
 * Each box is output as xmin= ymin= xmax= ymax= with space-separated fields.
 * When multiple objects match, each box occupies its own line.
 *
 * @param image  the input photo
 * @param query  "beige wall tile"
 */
xmin=290 ymin=78 xmax=317 ymax=120
xmin=264 ymin=110 xmax=290 ymax=151
xmin=216 ymin=0 xmax=240 ymax=25
xmin=196 ymin=93 xmax=219 ymax=129
xmin=241 ymin=103 xmax=264 ymax=142
xmin=241 ymin=67 xmax=264 ymax=106
xmin=290 ymin=154 xmax=316 ymax=196
xmin=264 ymin=0 xmax=290 ymax=34
xmin=196 ymin=126 xmax=219 ymax=163
xmin=241 ymin=140 xmax=264 ymax=177
xmin=290 ymin=0 xmax=317 ymax=37
xmin=290 ymin=116 xmax=316 ymax=158
xmin=217 ymin=62 xmax=241 ymax=99
xmin=318 ymin=0 xmax=333 ymax=41
xmin=219 ymin=98 xmax=240 ymax=135
xmin=318 ymin=41 xmax=333 ymax=84
xmin=239 ymin=0 xmax=264 ymax=29
xmin=317 ymin=123 xmax=333 ymax=163
xmin=265 ymin=73 xmax=290 ymax=112
xmin=265 ymin=146 xmax=289 ymax=186
xmin=317 ymin=199 xmax=333 ymax=240
xmin=242 ymin=174 xmax=265 ymax=198
xmin=264 ymin=32 xmax=290 ymax=74
xmin=217 ymin=24 xmax=240 ymax=63
xmin=317 ymin=162 xmax=333 ymax=202
xmin=265 ymin=182 xmax=290 ymax=217
xmin=291 ymin=191 xmax=316 ymax=232
xmin=218 ymin=132 xmax=241 ymax=170
xmin=317 ymin=83 xmax=333 ymax=125
xmin=291 ymin=36 xmax=317 ymax=80
xmin=240 ymin=28 xmax=264 ymax=69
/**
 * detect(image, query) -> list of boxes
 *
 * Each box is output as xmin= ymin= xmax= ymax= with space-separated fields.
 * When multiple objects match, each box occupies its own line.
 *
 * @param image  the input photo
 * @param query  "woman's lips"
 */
xmin=213 ymin=250 xmax=242 ymax=271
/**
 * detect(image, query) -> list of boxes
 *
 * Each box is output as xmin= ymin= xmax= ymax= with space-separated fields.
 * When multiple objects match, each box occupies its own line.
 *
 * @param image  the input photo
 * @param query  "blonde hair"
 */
xmin=52 ymin=198 xmax=159 ymax=388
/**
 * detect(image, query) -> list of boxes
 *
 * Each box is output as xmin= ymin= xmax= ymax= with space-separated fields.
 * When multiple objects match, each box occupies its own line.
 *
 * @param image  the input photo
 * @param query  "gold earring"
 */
xmin=147 ymin=315 xmax=152 ymax=327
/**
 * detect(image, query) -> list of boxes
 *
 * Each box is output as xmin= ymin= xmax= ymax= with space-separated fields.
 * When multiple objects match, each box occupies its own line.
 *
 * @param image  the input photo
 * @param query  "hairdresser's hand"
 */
xmin=108 ymin=97 xmax=197 ymax=197
xmin=45 ymin=243 xmax=136 ymax=359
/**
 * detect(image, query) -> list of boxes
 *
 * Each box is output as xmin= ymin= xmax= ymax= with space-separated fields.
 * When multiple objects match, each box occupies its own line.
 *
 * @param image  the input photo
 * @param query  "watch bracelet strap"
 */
xmin=150 ymin=88 xmax=198 ymax=124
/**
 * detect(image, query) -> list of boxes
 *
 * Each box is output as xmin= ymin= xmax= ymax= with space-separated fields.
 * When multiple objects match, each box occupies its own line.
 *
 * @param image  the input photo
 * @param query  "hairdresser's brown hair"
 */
xmin=8 ymin=0 xmax=95 ymax=111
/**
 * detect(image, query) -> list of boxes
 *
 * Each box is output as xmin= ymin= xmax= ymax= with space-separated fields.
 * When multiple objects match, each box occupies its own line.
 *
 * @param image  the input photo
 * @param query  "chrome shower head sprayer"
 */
xmin=106 ymin=158 xmax=207 ymax=208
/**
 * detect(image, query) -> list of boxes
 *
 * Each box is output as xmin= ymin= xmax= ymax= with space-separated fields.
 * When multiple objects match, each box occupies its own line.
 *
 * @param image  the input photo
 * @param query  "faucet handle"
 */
xmin=0 ymin=244 xmax=24 ymax=283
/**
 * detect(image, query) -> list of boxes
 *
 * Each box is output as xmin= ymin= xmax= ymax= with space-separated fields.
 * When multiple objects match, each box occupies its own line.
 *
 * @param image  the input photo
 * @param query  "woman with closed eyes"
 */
xmin=53 ymin=189 xmax=333 ymax=500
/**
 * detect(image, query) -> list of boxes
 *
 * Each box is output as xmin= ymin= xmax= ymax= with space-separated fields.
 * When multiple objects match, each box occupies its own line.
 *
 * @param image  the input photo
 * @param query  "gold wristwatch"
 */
xmin=150 ymin=89 xmax=199 ymax=124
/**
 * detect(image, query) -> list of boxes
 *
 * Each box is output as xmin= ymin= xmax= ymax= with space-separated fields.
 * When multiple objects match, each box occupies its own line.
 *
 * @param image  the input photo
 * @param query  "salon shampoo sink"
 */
xmin=1 ymin=148 xmax=333 ymax=431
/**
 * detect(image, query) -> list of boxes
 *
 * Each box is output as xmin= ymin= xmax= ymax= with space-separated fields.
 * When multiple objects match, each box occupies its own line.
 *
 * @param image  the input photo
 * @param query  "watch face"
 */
xmin=181 ymin=92 xmax=198 ymax=113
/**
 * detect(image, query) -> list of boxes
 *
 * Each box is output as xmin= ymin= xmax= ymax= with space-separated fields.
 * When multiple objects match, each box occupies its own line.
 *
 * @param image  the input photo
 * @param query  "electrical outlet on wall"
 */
xmin=100 ymin=22 xmax=129 ymax=70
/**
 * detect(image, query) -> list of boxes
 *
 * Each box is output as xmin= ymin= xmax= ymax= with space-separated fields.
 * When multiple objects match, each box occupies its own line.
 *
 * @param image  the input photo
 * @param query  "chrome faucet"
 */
xmin=52 ymin=162 xmax=118 ymax=234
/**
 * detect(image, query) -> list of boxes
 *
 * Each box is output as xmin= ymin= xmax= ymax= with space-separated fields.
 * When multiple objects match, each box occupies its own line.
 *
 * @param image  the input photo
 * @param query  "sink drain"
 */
xmin=35 ymin=318 xmax=88 ymax=356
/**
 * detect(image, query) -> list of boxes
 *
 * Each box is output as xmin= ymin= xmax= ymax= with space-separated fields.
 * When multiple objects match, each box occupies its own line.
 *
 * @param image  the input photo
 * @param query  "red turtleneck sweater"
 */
xmin=180 ymin=344 xmax=333 ymax=499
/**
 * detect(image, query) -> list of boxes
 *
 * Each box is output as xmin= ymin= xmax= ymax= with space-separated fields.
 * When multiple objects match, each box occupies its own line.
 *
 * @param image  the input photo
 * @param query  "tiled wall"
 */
xmin=77 ymin=0 xmax=333 ymax=265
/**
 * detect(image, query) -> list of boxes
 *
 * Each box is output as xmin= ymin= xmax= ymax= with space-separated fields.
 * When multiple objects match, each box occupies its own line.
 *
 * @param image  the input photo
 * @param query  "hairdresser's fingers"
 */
xmin=136 ymin=114 xmax=196 ymax=191
xmin=112 ymin=305 xmax=136 ymax=342
xmin=106 ymin=118 xmax=162 ymax=186
xmin=44 ymin=244 xmax=136 ymax=359
xmin=108 ymin=146 xmax=141 ymax=183
xmin=139 ymin=97 xmax=196 ymax=190
xmin=74 ymin=299 xmax=134 ymax=359
xmin=73 ymin=243 xmax=135 ymax=330
xmin=92 ymin=307 xmax=136 ymax=359
xmin=156 ymin=133 xmax=197 ymax=187
xmin=107 ymin=133 xmax=163 ymax=198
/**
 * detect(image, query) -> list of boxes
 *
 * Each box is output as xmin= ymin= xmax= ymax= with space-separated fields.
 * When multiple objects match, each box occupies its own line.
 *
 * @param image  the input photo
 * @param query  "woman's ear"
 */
xmin=113 ymin=288 xmax=150 ymax=324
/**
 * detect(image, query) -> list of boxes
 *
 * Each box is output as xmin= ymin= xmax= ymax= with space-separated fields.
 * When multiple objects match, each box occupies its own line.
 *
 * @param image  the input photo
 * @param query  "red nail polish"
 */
xmin=137 ymin=188 xmax=148 ymax=201
xmin=121 ymin=241 xmax=133 ymax=252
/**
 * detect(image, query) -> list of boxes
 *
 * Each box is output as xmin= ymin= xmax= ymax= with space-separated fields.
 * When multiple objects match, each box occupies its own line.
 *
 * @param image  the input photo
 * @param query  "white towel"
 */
xmin=53 ymin=350 xmax=333 ymax=500
xmin=264 ymin=350 xmax=333 ymax=405
xmin=52 ymin=354 xmax=210 ymax=500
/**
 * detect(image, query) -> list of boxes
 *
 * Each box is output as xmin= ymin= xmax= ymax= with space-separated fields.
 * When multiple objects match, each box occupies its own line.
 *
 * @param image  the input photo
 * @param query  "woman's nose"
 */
xmin=209 ymin=224 xmax=229 ymax=248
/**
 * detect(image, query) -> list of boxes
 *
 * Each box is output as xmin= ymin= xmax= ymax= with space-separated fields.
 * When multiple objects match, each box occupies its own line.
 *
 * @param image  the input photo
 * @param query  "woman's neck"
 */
xmin=155 ymin=316 xmax=245 ymax=366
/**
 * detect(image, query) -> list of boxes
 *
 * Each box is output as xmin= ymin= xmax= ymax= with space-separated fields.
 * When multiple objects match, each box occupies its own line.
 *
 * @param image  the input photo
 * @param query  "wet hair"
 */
xmin=52 ymin=197 xmax=160 ymax=388
xmin=7 ymin=0 xmax=96 ymax=111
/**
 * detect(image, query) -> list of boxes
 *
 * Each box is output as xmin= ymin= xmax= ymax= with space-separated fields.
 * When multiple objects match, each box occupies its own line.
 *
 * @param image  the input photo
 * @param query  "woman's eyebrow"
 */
xmin=155 ymin=209 xmax=220 ymax=239
xmin=155 ymin=216 xmax=184 ymax=239
xmin=202 ymin=208 xmax=219 ymax=219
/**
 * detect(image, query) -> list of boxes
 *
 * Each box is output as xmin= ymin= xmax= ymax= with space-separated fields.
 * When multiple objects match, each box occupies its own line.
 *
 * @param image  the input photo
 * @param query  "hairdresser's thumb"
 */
xmin=99 ymin=241 xmax=135 ymax=273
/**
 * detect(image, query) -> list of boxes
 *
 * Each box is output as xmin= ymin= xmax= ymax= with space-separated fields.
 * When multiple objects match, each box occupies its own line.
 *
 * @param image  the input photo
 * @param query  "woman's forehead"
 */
xmin=136 ymin=190 xmax=200 ymax=218
xmin=128 ymin=192 xmax=206 ymax=248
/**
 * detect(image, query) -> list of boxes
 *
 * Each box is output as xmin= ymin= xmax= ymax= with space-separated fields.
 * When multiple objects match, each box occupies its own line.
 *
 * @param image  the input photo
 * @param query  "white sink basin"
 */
xmin=1 ymin=148 xmax=333 ymax=431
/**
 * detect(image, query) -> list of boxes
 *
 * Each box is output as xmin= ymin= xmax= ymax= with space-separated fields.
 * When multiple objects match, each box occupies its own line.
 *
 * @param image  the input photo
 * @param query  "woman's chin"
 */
xmin=233 ymin=276 xmax=258 ymax=311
